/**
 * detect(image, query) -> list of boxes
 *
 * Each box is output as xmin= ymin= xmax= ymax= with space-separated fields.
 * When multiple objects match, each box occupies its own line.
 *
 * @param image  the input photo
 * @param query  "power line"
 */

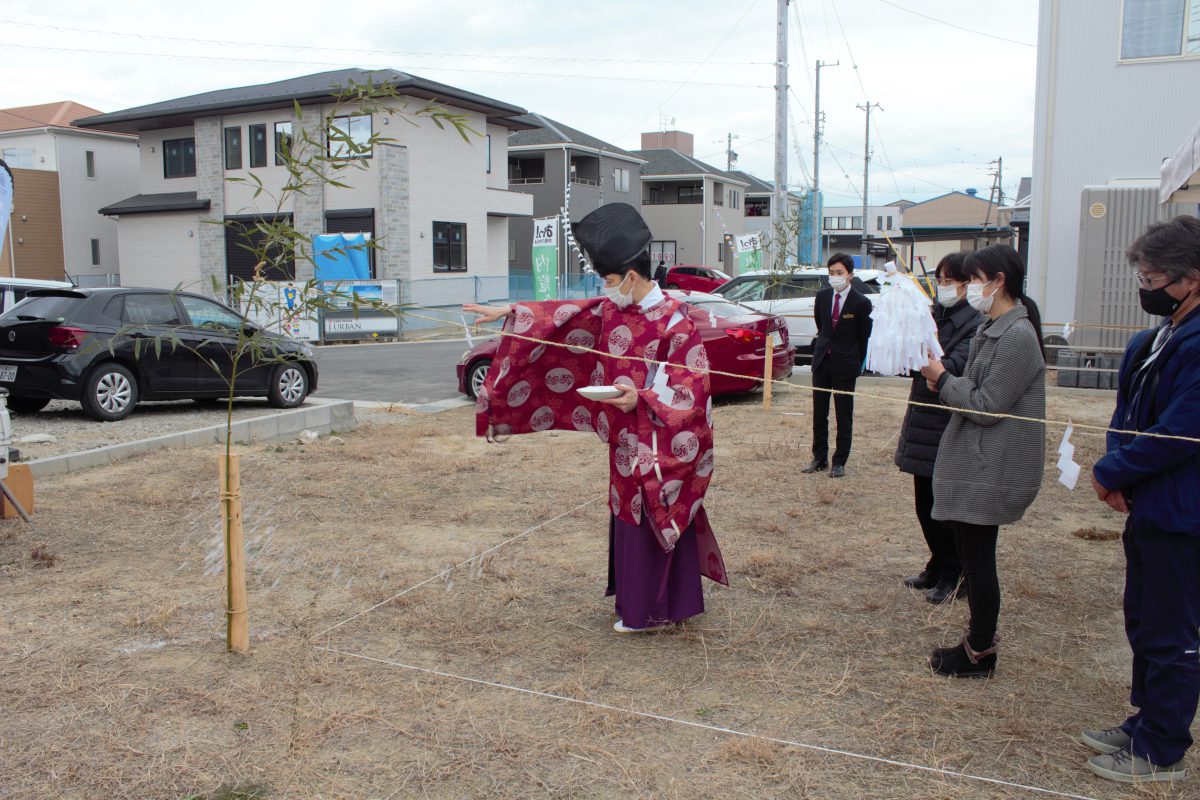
xmin=1 ymin=19 xmax=773 ymax=67
xmin=874 ymin=0 xmax=1036 ymax=48
xmin=611 ymin=0 xmax=763 ymax=142
xmin=0 ymin=42 xmax=772 ymax=90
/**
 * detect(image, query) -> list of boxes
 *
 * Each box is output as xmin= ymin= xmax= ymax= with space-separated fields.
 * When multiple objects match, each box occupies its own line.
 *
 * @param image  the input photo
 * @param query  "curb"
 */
xmin=27 ymin=398 xmax=356 ymax=478
xmin=352 ymin=397 xmax=474 ymax=414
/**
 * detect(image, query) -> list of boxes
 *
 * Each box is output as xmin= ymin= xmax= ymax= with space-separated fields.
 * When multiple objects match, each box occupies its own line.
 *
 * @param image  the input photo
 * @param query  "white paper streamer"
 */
xmin=0 ymin=162 xmax=13 ymax=247
xmin=460 ymin=313 xmax=474 ymax=348
xmin=1057 ymin=422 xmax=1080 ymax=490
xmin=1062 ymin=320 xmax=1074 ymax=341
xmin=865 ymin=272 xmax=943 ymax=376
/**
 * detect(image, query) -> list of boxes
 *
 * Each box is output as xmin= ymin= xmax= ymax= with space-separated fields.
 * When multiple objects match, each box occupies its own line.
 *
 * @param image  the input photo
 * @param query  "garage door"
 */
xmin=224 ymin=214 xmax=296 ymax=283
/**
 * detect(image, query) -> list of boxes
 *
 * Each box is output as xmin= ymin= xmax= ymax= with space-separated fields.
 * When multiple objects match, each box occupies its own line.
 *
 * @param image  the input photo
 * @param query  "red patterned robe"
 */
xmin=476 ymin=293 xmax=727 ymax=626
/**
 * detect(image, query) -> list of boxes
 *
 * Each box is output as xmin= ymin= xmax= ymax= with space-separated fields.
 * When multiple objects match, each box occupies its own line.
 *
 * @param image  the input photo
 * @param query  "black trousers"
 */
xmin=811 ymin=362 xmax=856 ymax=466
xmin=952 ymin=521 xmax=1000 ymax=651
xmin=914 ymin=475 xmax=961 ymax=582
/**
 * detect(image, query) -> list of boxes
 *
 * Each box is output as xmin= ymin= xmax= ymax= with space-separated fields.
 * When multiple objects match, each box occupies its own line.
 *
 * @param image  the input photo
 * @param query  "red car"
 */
xmin=456 ymin=291 xmax=794 ymax=398
xmin=663 ymin=265 xmax=731 ymax=293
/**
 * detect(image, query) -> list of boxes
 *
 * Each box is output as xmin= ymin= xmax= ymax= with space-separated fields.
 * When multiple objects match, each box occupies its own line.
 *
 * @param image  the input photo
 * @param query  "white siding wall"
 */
xmin=54 ymin=132 xmax=140 ymax=278
xmin=1031 ymin=0 xmax=1200 ymax=327
xmin=0 ymin=131 xmax=57 ymax=170
xmin=138 ymin=127 xmax=198 ymax=194
xmin=116 ymin=211 xmax=202 ymax=289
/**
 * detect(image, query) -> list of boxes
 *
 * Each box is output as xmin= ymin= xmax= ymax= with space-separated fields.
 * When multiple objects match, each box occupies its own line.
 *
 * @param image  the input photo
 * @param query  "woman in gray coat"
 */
xmin=919 ymin=244 xmax=1046 ymax=678
xmin=897 ymin=253 xmax=983 ymax=604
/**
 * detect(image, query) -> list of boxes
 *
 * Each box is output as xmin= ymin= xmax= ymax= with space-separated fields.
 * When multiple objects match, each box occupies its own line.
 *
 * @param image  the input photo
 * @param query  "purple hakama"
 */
xmin=606 ymin=515 xmax=704 ymax=628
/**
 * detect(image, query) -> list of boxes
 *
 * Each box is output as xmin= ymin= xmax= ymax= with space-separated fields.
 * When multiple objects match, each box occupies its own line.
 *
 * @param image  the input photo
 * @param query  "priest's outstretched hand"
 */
xmin=597 ymin=382 xmax=638 ymax=413
xmin=462 ymin=303 xmax=513 ymax=325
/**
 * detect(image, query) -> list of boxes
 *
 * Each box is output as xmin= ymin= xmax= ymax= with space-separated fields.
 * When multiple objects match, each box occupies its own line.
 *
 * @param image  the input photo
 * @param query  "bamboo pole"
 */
xmin=221 ymin=453 xmax=249 ymax=653
xmin=762 ymin=334 xmax=775 ymax=411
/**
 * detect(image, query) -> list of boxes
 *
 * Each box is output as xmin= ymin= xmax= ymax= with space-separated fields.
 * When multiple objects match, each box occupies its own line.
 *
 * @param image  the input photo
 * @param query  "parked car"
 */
xmin=0 ymin=287 xmax=318 ymax=421
xmin=456 ymin=290 xmax=794 ymax=398
xmin=713 ymin=268 xmax=883 ymax=359
xmin=663 ymin=265 xmax=731 ymax=293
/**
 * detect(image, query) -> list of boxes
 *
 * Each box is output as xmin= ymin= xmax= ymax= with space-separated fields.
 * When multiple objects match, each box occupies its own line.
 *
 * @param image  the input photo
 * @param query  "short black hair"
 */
xmin=827 ymin=252 xmax=855 ymax=272
xmin=934 ymin=252 xmax=970 ymax=283
xmin=594 ymin=248 xmax=652 ymax=280
xmin=1127 ymin=215 xmax=1200 ymax=282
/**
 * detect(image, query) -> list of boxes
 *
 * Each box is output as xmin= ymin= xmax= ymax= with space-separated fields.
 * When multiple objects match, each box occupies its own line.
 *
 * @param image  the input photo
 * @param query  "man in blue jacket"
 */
xmin=1086 ymin=215 xmax=1200 ymax=785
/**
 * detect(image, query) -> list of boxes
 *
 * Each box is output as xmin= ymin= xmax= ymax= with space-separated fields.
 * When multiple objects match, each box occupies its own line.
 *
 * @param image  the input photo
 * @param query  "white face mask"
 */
xmin=937 ymin=284 xmax=962 ymax=308
xmin=829 ymin=275 xmax=849 ymax=291
xmin=602 ymin=272 xmax=635 ymax=309
xmin=966 ymin=280 xmax=995 ymax=314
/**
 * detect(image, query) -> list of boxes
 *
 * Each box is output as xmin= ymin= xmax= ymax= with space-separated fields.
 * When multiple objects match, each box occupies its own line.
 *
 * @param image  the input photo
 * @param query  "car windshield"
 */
xmin=717 ymin=277 xmax=768 ymax=302
xmin=711 ymin=269 xmax=732 ymax=281
xmin=0 ymin=295 xmax=85 ymax=322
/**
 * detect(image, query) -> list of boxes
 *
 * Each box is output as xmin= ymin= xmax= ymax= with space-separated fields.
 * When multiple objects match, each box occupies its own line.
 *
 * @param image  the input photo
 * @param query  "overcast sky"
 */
xmin=2 ymin=0 xmax=1038 ymax=206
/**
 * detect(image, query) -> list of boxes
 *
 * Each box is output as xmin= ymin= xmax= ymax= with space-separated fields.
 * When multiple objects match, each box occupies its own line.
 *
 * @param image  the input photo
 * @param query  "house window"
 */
xmin=728 ymin=189 xmax=739 ymax=209
xmin=432 ymin=221 xmax=467 ymax=272
xmin=1 ymin=147 xmax=34 ymax=168
xmin=329 ymin=114 xmax=372 ymax=159
xmin=887 ymin=215 xmax=893 ymax=229
xmin=678 ymin=186 xmax=703 ymax=204
xmin=249 ymin=124 xmax=267 ymax=168
xmin=224 ymin=127 xmax=242 ymax=170
xmin=274 ymin=122 xmax=292 ymax=166
xmin=486 ymin=134 xmax=492 ymax=174
xmin=613 ymin=168 xmax=630 ymax=192
xmin=90 ymin=239 xmax=100 ymax=266
xmin=1121 ymin=0 xmax=1200 ymax=59
xmin=508 ymin=240 xmax=516 ymax=261
xmin=85 ymin=150 xmax=95 ymax=179
xmin=163 ymin=137 xmax=196 ymax=178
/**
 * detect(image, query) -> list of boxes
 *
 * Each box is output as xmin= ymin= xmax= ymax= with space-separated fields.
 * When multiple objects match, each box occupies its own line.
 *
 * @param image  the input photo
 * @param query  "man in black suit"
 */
xmin=803 ymin=253 xmax=873 ymax=478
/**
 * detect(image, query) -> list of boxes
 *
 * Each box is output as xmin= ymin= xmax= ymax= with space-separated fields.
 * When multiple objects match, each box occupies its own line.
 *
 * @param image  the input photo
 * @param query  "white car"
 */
xmin=713 ymin=268 xmax=883 ymax=359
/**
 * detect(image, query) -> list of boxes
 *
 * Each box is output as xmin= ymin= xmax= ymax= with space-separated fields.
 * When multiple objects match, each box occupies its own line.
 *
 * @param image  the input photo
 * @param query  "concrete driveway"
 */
xmin=312 ymin=337 xmax=495 ymax=404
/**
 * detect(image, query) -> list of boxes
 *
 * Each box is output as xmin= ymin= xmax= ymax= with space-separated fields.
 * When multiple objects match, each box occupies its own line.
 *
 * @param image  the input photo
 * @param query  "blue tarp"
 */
xmin=313 ymin=233 xmax=371 ymax=280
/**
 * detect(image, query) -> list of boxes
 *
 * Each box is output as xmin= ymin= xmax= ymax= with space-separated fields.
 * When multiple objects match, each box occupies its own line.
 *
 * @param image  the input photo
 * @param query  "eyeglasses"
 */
xmin=935 ymin=278 xmax=963 ymax=287
xmin=1133 ymin=271 xmax=1175 ymax=289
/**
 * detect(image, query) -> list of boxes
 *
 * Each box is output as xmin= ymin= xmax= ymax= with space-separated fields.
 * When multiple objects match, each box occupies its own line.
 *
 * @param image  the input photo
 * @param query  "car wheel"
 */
xmin=666 ymin=283 xmax=680 ymax=290
xmin=465 ymin=358 xmax=491 ymax=398
xmin=268 ymin=363 xmax=309 ymax=408
xmin=82 ymin=363 xmax=138 ymax=421
xmin=5 ymin=396 xmax=51 ymax=414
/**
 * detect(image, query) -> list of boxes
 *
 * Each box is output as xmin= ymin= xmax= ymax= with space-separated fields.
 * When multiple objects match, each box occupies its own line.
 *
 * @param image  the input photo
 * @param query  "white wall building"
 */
xmin=1030 ymin=0 xmax=1200 ymax=337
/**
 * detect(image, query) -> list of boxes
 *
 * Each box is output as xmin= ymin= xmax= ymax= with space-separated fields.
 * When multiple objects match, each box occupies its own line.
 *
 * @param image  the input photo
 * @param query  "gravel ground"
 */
xmin=7 ymin=398 xmax=318 ymax=462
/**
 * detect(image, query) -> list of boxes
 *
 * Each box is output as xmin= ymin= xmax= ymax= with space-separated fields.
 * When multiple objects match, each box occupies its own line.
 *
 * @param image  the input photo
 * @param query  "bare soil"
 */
xmin=1 ymin=385 xmax=1189 ymax=799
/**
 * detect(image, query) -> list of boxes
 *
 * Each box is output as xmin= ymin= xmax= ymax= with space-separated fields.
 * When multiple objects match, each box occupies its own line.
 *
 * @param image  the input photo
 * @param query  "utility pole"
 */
xmin=721 ymin=132 xmax=740 ymax=171
xmin=856 ymin=101 xmax=882 ymax=263
xmin=983 ymin=156 xmax=1004 ymax=229
xmin=812 ymin=59 xmax=838 ymax=266
xmin=773 ymin=0 xmax=789 ymax=260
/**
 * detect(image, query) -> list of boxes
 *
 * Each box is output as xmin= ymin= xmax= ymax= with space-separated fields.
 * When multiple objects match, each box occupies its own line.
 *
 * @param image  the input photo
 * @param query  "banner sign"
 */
xmin=734 ymin=232 xmax=762 ymax=274
xmin=532 ymin=216 xmax=559 ymax=300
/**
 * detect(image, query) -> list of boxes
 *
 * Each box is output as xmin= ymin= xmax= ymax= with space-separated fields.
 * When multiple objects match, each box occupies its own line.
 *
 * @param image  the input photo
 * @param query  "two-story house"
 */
xmin=820 ymin=202 xmax=907 ymax=267
xmin=0 ymin=102 xmax=139 ymax=284
xmin=507 ymin=114 xmax=645 ymax=291
xmin=633 ymin=131 xmax=749 ymax=271
xmin=75 ymin=68 xmax=534 ymax=304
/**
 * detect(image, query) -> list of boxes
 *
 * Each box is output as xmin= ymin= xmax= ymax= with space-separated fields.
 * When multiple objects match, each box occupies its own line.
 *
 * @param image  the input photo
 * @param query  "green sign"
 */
xmin=532 ymin=216 xmax=559 ymax=300
xmin=735 ymin=232 xmax=762 ymax=274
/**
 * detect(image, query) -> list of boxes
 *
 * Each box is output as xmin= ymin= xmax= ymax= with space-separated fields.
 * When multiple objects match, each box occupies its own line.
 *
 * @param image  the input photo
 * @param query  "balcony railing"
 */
xmin=643 ymin=197 xmax=703 ymax=206
xmin=570 ymin=177 xmax=599 ymax=186
xmin=509 ymin=177 xmax=545 ymax=185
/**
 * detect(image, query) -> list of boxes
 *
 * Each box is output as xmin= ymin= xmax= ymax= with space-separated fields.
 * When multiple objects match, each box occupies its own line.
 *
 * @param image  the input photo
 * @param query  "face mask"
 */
xmin=829 ymin=275 xmax=848 ymax=291
xmin=1138 ymin=281 xmax=1183 ymax=317
xmin=967 ymin=280 xmax=995 ymax=314
xmin=937 ymin=284 xmax=961 ymax=308
xmin=603 ymin=273 xmax=635 ymax=309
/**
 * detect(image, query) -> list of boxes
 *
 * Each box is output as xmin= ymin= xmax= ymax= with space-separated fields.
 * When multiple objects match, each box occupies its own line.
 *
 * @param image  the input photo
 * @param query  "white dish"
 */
xmin=577 ymin=385 xmax=622 ymax=401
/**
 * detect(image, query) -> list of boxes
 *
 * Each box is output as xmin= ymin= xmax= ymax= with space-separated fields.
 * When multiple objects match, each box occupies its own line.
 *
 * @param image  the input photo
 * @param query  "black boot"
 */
xmin=903 ymin=570 xmax=937 ymax=590
xmin=925 ymin=578 xmax=965 ymax=604
xmin=930 ymin=637 xmax=997 ymax=678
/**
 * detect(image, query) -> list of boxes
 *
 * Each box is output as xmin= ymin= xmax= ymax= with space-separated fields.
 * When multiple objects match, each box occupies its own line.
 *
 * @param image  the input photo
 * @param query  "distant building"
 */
xmin=821 ymin=203 xmax=905 ymax=267
xmin=634 ymin=132 xmax=749 ymax=271
xmin=727 ymin=170 xmax=807 ymax=264
xmin=75 ymin=69 xmax=533 ymax=300
xmin=898 ymin=190 xmax=1009 ymax=275
xmin=1031 ymin=0 xmax=1200 ymax=345
xmin=0 ymin=102 xmax=139 ymax=284
xmin=507 ymin=114 xmax=645 ymax=285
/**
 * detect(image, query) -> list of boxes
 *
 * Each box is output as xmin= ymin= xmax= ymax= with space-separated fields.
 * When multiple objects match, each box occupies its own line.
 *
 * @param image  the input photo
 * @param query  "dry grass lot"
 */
xmin=1 ymin=384 xmax=1191 ymax=799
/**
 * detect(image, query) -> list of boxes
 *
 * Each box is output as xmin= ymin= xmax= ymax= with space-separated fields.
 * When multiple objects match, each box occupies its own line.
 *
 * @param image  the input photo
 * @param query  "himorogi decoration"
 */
xmin=866 ymin=264 xmax=944 ymax=376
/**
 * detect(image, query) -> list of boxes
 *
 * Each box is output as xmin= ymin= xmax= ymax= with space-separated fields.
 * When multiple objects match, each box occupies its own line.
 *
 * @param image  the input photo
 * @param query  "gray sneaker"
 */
xmin=1081 ymin=726 xmax=1131 ymax=754
xmin=1087 ymin=748 xmax=1187 ymax=783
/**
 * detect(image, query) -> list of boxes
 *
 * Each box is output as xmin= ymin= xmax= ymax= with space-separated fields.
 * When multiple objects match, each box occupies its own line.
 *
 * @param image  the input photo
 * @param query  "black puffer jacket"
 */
xmin=894 ymin=300 xmax=983 ymax=477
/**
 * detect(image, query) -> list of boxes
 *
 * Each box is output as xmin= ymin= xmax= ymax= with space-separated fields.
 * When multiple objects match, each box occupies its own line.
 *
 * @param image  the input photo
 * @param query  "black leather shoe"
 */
xmin=926 ymin=579 xmax=962 ymax=604
xmin=930 ymin=642 xmax=996 ymax=678
xmin=830 ymin=464 xmax=845 ymax=478
xmin=903 ymin=570 xmax=937 ymax=590
xmin=801 ymin=460 xmax=828 ymax=474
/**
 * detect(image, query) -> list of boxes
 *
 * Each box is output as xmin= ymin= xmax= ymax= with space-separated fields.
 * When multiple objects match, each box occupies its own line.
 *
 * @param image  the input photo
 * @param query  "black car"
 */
xmin=0 ymin=287 xmax=318 ymax=421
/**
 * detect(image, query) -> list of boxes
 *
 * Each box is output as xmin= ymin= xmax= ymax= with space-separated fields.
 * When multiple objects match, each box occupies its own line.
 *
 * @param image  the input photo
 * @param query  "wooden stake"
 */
xmin=220 ymin=454 xmax=249 ymax=653
xmin=763 ymin=333 xmax=775 ymax=411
